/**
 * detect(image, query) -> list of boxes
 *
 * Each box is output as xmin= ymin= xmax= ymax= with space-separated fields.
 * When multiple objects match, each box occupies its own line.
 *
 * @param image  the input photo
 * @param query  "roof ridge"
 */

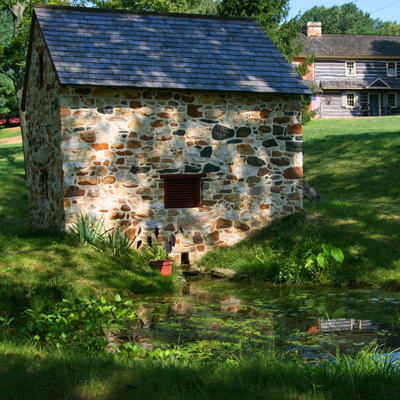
xmin=300 ymin=32 xmax=400 ymax=38
xmin=33 ymin=4 xmax=258 ymax=22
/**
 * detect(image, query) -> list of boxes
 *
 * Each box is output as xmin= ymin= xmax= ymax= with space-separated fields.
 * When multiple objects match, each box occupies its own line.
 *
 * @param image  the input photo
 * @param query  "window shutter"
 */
xmin=356 ymin=93 xmax=361 ymax=107
xmin=383 ymin=93 xmax=388 ymax=105
xmin=161 ymin=174 xmax=206 ymax=209
xmin=341 ymin=92 xmax=347 ymax=108
xmin=397 ymin=93 xmax=400 ymax=108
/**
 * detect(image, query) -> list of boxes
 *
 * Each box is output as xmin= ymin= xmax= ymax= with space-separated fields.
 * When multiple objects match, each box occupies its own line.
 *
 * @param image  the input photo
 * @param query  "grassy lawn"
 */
xmin=201 ymin=116 xmax=400 ymax=289
xmin=0 ymin=126 xmax=21 ymax=140
xmin=1 ymin=338 xmax=399 ymax=400
xmin=303 ymin=116 xmax=400 ymax=287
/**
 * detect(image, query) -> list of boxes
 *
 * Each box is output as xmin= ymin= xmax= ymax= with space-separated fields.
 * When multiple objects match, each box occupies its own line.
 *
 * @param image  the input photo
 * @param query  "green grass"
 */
xmin=0 ymin=337 xmax=399 ymax=400
xmin=0 ymin=232 xmax=177 ymax=315
xmin=199 ymin=116 xmax=400 ymax=289
xmin=0 ymin=127 xmax=21 ymax=140
xmin=0 ymin=132 xmax=29 ymax=232
xmin=303 ymin=116 xmax=400 ymax=287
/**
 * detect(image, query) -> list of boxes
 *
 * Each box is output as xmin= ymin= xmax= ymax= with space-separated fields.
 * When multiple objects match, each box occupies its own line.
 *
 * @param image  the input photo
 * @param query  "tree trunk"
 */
xmin=16 ymin=87 xmax=27 ymax=178
xmin=7 ymin=1 xmax=28 ymax=178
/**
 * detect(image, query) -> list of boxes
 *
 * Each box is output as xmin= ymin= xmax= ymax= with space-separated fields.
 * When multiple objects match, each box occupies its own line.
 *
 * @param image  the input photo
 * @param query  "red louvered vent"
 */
xmin=161 ymin=174 xmax=206 ymax=209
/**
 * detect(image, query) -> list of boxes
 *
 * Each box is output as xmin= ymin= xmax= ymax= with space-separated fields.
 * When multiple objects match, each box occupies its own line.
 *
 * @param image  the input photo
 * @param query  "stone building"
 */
xmin=22 ymin=5 xmax=310 ymax=262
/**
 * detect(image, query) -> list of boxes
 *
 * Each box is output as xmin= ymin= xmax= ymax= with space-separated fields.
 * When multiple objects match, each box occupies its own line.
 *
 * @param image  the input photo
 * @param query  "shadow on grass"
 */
xmin=0 ymin=343 xmax=399 ymax=400
xmin=0 ymin=145 xmax=28 ymax=224
xmin=302 ymin=129 xmax=400 ymax=284
xmin=0 ymin=232 xmax=176 ymax=314
xmin=304 ymin=130 xmax=400 ymax=205
xmin=0 ymin=145 xmax=25 ymax=175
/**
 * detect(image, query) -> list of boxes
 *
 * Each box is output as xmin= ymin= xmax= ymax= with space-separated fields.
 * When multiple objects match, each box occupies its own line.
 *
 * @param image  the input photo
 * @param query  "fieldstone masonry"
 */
xmin=25 ymin=21 xmax=63 ymax=231
xmin=25 ymin=24 xmax=304 ymax=263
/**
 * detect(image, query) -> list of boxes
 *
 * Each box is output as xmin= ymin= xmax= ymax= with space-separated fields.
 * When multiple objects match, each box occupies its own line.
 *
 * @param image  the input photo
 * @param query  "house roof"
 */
xmin=31 ymin=5 xmax=310 ymax=94
xmin=320 ymin=78 xmax=400 ymax=90
xmin=296 ymin=32 xmax=400 ymax=57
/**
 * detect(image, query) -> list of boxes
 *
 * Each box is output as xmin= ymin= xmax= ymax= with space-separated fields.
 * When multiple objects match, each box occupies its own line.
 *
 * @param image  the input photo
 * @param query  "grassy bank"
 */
xmin=0 ymin=337 xmax=399 ymax=400
xmin=0 ymin=132 xmax=176 ymax=315
xmin=200 ymin=116 xmax=400 ymax=289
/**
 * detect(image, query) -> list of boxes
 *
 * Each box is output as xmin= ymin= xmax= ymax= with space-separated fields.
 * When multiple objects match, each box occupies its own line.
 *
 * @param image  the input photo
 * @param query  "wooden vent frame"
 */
xmin=161 ymin=174 xmax=206 ymax=209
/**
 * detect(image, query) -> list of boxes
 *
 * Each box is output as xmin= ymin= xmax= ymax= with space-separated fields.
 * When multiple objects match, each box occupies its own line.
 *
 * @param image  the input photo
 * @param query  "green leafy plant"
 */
xmin=315 ymin=243 xmax=344 ymax=268
xmin=69 ymin=213 xmax=111 ymax=252
xmin=105 ymin=225 xmax=142 ymax=257
xmin=20 ymin=295 xmax=138 ymax=352
xmin=0 ymin=310 xmax=14 ymax=334
xmin=277 ymin=242 xmax=344 ymax=284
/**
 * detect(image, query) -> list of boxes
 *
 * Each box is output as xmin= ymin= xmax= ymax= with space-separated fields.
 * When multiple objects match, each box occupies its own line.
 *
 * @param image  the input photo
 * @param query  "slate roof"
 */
xmin=32 ymin=5 xmax=310 ymax=94
xmin=296 ymin=32 xmax=400 ymax=57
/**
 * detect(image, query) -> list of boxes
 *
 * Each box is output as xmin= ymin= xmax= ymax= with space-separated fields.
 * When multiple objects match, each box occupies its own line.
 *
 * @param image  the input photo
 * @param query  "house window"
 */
xmin=161 ymin=174 xmax=206 ymax=209
xmin=347 ymin=92 xmax=356 ymax=107
xmin=388 ymin=93 xmax=396 ymax=107
xmin=346 ymin=61 xmax=356 ymax=76
xmin=39 ymin=52 xmax=44 ymax=87
xmin=387 ymin=62 xmax=397 ymax=77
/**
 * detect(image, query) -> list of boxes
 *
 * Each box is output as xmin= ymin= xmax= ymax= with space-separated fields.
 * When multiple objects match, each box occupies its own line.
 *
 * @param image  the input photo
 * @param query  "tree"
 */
xmin=190 ymin=0 xmax=220 ymax=15
xmin=217 ymin=0 xmax=302 ymax=62
xmin=0 ymin=1 xmax=33 ymax=175
xmin=0 ymin=5 xmax=17 ymax=125
xmin=0 ymin=74 xmax=19 ymax=124
xmin=0 ymin=0 xmax=68 ymax=176
xmin=299 ymin=3 xmax=399 ymax=35
xmin=89 ymin=0 xmax=202 ymax=12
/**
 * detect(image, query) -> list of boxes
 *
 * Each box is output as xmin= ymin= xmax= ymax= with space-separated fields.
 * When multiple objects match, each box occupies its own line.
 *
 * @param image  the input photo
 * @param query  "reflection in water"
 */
xmin=113 ymin=281 xmax=400 ymax=359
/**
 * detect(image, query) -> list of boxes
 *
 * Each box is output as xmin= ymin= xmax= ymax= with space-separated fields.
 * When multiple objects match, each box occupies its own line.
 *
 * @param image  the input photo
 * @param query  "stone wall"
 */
xmin=60 ymin=87 xmax=303 ymax=261
xmin=25 ymin=22 xmax=64 ymax=231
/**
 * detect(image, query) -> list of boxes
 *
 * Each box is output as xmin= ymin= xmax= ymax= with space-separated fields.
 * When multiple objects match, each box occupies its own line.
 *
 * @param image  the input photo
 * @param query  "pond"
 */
xmin=114 ymin=280 xmax=400 ymax=361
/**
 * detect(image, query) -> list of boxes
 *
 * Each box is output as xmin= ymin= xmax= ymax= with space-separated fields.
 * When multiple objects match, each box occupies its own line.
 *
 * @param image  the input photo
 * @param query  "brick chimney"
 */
xmin=302 ymin=22 xmax=322 ymax=37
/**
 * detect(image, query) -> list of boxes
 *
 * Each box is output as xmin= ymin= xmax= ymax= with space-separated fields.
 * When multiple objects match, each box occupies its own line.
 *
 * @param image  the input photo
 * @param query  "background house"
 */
xmin=22 ymin=5 xmax=310 ymax=262
xmin=295 ymin=22 xmax=400 ymax=118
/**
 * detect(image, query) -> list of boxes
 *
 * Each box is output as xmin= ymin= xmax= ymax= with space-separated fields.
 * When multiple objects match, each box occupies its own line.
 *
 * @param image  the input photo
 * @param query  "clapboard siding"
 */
xmin=315 ymin=59 xmax=399 ymax=81
xmin=320 ymin=91 xmax=364 ymax=118
xmin=318 ymin=90 xmax=400 ymax=118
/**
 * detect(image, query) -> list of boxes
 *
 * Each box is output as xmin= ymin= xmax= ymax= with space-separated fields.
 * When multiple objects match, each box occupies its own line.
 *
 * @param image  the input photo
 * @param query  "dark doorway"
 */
xmin=369 ymin=94 xmax=380 ymax=116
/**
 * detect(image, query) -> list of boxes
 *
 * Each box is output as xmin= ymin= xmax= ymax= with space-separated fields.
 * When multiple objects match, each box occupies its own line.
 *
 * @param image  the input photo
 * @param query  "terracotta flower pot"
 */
xmin=150 ymin=259 xmax=173 ymax=276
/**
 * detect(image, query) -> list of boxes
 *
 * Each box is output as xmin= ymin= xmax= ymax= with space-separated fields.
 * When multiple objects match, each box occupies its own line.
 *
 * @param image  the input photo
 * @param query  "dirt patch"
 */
xmin=0 ymin=136 xmax=22 ymax=145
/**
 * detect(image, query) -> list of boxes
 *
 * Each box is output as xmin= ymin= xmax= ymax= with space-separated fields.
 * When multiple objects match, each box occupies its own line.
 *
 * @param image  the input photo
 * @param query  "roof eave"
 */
xmin=298 ymin=54 xmax=400 ymax=60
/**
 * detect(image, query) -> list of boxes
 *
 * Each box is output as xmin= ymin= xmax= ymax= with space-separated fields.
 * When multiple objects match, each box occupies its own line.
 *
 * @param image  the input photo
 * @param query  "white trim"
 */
xmin=388 ymin=93 xmax=397 ymax=107
xmin=346 ymin=92 xmax=356 ymax=108
xmin=368 ymin=93 xmax=381 ymax=116
xmin=345 ymin=61 xmax=356 ymax=77
xmin=387 ymin=61 xmax=397 ymax=77
xmin=367 ymin=78 xmax=390 ymax=88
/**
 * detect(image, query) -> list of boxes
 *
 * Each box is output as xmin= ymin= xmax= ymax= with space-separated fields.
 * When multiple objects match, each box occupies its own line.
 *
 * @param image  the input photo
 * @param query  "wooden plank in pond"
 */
xmin=303 ymin=180 xmax=324 ymax=202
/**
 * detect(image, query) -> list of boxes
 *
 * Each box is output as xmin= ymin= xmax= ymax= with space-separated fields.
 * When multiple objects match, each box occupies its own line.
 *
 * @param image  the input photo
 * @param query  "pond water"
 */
xmin=117 ymin=280 xmax=400 ymax=361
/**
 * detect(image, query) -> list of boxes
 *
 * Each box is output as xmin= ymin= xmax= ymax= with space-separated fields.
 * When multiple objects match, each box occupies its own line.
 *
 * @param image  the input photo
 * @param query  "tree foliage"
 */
xmin=88 ymin=0 xmax=202 ymax=12
xmin=300 ymin=3 xmax=399 ymax=35
xmin=217 ymin=0 xmax=302 ymax=62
